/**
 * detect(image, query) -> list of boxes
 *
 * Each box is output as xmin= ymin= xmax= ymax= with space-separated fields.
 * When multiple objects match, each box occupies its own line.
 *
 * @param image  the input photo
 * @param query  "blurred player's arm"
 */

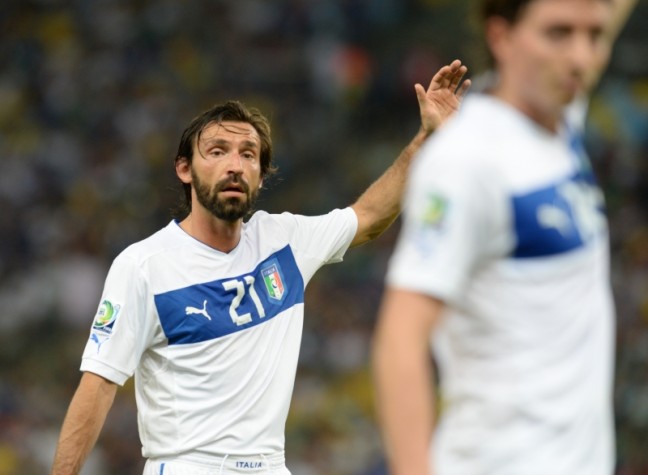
xmin=607 ymin=0 xmax=638 ymax=41
xmin=372 ymin=288 xmax=445 ymax=475
xmin=350 ymin=60 xmax=470 ymax=247
xmin=591 ymin=0 xmax=639 ymax=86
xmin=51 ymin=372 xmax=117 ymax=475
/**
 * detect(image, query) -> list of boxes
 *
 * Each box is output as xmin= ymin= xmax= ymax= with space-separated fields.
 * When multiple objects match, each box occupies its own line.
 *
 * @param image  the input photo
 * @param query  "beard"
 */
xmin=192 ymin=170 xmax=259 ymax=222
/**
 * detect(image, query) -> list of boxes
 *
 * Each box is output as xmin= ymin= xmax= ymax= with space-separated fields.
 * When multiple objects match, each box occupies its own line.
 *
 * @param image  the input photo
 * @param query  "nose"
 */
xmin=225 ymin=152 xmax=244 ymax=174
xmin=567 ymin=32 xmax=599 ymax=76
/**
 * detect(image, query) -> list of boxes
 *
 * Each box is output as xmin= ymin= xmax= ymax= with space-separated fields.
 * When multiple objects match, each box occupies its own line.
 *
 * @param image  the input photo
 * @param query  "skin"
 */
xmin=488 ymin=0 xmax=614 ymax=131
xmin=371 ymin=2 xmax=636 ymax=475
xmin=173 ymin=60 xmax=472 ymax=254
xmin=50 ymin=60 xmax=470 ymax=475
xmin=176 ymin=121 xmax=264 ymax=252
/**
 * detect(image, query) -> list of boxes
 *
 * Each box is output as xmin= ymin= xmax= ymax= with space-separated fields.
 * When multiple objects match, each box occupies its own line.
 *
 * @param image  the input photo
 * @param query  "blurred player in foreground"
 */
xmin=50 ymin=61 xmax=470 ymax=475
xmin=372 ymin=0 xmax=637 ymax=474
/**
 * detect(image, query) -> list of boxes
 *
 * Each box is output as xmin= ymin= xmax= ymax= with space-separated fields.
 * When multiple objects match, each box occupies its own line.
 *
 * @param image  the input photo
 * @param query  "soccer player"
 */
xmin=50 ymin=60 xmax=470 ymax=475
xmin=372 ymin=1 xmax=637 ymax=475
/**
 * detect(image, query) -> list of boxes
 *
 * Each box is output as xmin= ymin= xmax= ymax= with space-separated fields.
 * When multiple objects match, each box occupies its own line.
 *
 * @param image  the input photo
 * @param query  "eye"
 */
xmin=242 ymin=151 xmax=258 ymax=162
xmin=589 ymin=28 xmax=604 ymax=45
xmin=209 ymin=148 xmax=226 ymax=158
xmin=545 ymin=26 xmax=571 ymax=41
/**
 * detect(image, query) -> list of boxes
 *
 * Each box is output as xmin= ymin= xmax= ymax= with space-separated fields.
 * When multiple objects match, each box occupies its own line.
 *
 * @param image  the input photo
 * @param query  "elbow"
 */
xmin=350 ymin=210 xmax=399 ymax=247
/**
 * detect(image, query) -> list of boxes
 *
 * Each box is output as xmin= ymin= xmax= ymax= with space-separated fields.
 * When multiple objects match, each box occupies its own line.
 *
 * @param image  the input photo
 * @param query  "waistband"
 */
xmin=148 ymin=451 xmax=286 ymax=473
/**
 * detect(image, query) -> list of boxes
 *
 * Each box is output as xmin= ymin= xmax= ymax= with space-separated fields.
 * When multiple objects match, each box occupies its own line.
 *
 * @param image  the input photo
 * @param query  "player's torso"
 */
xmin=136 ymin=220 xmax=308 ymax=457
xmin=433 ymin=97 xmax=615 ymax=475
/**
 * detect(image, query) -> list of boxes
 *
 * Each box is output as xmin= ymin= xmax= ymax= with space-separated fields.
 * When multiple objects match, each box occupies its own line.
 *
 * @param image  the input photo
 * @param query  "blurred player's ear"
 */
xmin=485 ymin=16 xmax=512 ymax=66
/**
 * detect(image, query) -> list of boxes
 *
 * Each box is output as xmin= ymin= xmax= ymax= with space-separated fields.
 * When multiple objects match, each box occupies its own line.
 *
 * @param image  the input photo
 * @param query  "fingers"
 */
xmin=428 ymin=59 xmax=468 ymax=94
xmin=414 ymin=83 xmax=426 ymax=103
xmin=456 ymin=78 xmax=472 ymax=100
xmin=448 ymin=63 xmax=468 ymax=93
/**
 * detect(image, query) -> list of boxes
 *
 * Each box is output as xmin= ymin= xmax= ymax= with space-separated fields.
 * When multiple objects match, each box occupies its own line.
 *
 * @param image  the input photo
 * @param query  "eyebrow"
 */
xmin=203 ymin=138 xmax=260 ymax=149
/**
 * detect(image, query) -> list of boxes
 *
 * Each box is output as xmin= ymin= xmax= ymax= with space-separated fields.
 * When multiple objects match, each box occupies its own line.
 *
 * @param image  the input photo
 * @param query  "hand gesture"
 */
xmin=416 ymin=59 xmax=471 ymax=135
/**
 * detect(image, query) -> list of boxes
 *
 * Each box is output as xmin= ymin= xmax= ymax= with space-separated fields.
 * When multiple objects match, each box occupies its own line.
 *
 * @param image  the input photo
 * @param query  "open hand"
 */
xmin=416 ymin=59 xmax=471 ymax=135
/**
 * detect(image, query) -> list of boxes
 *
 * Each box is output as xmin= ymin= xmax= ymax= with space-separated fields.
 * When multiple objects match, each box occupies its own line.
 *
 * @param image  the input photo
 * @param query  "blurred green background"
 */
xmin=0 ymin=1 xmax=647 ymax=474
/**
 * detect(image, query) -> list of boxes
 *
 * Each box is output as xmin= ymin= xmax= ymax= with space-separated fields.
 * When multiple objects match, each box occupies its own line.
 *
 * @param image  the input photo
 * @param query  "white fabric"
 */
xmin=387 ymin=94 xmax=615 ymax=475
xmin=81 ymin=208 xmax=357 ymax=459
xmin=142 ymin=451 xmax=289 ymax=475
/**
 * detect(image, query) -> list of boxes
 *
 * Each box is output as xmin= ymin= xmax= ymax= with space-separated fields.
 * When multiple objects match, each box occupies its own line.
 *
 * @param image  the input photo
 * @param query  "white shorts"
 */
xmin=143 ymin=452 xmax=290 ymax=475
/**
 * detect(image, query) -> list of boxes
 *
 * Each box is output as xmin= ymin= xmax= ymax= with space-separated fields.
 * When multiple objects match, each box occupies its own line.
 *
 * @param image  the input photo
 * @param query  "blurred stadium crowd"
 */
xmin=0 ymin=0 xmax=647 ymax=474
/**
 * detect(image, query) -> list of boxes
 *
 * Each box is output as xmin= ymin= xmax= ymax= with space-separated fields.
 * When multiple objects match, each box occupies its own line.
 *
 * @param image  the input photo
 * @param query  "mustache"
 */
xmin=213 ymin=176 xmax=250 ymax=195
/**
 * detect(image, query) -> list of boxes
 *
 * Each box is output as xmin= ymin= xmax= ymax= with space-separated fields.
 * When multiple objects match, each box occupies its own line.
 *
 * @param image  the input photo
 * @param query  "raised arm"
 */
xmin=349 ymin=60 xmax=470 ymax=247
xmin=51 ymin=372 xmax=117 ymax=475
xmin=607 ymin=0 xmax=638 ymax=42
xmin=591 ymin=0 xmax=639 ymax=87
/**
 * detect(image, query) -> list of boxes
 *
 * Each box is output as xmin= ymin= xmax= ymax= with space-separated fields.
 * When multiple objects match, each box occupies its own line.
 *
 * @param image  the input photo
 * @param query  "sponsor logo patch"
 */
xmin=419 ymin=192 xmax=448 ymax=228
xmin=92 ymin=299 xmax=121 ymax=334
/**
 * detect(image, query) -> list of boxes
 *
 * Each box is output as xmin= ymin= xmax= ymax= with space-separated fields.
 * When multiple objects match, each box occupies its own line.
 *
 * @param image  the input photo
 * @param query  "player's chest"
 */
xmin=508 ymin=170 xmax=607 ymax=259
xmin=153 ymin=245 xmax=304 ymax=345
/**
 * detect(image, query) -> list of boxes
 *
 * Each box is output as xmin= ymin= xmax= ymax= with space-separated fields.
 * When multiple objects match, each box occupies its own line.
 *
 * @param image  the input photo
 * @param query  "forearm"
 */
xmin=349 ymin=60 xmax=469 ymax=247
xmin=350 ymin=128 xmax=429 ymax=247
xmin=373 ymin=336 xmax=435 ymax=475
xmin=51 ymin=372 xmax=117 ymax=475
xmin=372 ymin=290 xmax=442 ymax=475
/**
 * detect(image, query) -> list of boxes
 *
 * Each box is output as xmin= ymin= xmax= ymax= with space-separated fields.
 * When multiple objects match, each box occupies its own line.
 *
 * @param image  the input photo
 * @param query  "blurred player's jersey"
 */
xmin=388 ymin=94 xmax=614 ymax=475
xmin=81 ymin=208 xmax=357 ymax=458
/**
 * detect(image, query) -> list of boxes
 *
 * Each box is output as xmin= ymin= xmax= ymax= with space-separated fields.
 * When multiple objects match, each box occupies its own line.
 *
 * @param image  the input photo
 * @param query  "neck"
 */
xmin=179 ymin=209 xmax=243 ymax=253
xmin=491 ymin=85 xmax=561 ymax=133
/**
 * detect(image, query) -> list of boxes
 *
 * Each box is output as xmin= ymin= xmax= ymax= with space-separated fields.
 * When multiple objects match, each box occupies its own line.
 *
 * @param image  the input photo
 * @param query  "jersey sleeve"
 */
xmin=386 ymin=145 xmax=502 ymax=305
xmin=80 ymin=252 xmax=154 ymax=385
xmin=271 ymin=207 xmax=357 ymax=284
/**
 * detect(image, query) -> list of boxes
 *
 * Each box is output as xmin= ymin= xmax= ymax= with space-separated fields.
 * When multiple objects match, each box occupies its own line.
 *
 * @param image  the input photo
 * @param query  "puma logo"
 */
xmin=537 ymin=204 xmax=572 ymax=237
xmin=90 ymin=333 xmax=108 ymax=353
xmin=185 ymin=300 xmax=212 ymax=321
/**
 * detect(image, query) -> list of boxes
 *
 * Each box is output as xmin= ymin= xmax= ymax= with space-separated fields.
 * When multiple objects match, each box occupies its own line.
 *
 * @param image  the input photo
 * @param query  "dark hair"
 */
xmin=470 ymin=0 xmax=536 ymax=71
xmin=480 ymin=0 xmax=611 ymax=24
xmin=174 ymin=100 xmax=276 ymax=216
xmin=479 ymin=0 xmax=535 ymax=25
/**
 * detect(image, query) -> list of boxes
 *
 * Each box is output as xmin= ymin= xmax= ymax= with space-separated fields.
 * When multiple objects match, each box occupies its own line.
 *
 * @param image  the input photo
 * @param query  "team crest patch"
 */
xmin=92 ymin=299 xmax=121 ymax=334
xmin=420 ymin=192 xmax=448 ymax=228
xmin=261 ymin=261 xmax=285 ymax=301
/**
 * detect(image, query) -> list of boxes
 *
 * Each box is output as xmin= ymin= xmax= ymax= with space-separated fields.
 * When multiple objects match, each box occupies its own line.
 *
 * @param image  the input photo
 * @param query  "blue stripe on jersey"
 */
xmin=154 ymin=245 xmax=304 ymax=345
xmin=511 ymin=171 xmax=604 ymax=259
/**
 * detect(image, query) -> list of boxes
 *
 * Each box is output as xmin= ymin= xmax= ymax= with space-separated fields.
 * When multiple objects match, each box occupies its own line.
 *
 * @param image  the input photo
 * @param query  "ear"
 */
xmin=259 ymin=178 xmax=263 ymax=189
xmin=485 ymin=16 xmax=512 ymax=66
xmin=176 ymin=156 xmax=192 ymax=185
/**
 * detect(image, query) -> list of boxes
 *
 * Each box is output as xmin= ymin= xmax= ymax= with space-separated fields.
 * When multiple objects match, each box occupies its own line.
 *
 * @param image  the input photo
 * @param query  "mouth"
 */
xmin=563 ymin=76 xmax=585 ymax=95
xmin=217 ymin=180 xmax=248 ymax=197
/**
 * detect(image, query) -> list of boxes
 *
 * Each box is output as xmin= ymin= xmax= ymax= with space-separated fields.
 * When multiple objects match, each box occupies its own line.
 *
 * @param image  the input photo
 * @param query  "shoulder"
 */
xmin=413 ymin=100 xmax=494 ymax=186
xmin=247 ymin=208 xmax=356 ymax=230
xmin=422 ymin=95 xmax=503 ymax=163
xmin=115 ymin=221 xmax=180 ymax=266
xmin=418 ymin=93 xmax=546 ymax=176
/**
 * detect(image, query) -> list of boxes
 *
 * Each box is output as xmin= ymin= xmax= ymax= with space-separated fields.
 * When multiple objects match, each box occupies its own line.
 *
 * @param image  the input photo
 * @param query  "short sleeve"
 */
xmin=386 ymin=147 xmax=502 ymax=304
xmin=267 ymin=208 xmax=357 ymax=285
xmin=80 ymin=252 xmax=154 ymax=385
xmin=283 ymin=207 xmax=357 ymax=264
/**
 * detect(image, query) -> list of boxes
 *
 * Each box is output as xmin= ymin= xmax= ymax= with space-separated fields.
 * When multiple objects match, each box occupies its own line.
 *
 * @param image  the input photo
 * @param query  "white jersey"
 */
xmin=81 ymin=208 xmax=357 ymax=459
xmin=387 ymin=94 xmax=615 ymax=475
